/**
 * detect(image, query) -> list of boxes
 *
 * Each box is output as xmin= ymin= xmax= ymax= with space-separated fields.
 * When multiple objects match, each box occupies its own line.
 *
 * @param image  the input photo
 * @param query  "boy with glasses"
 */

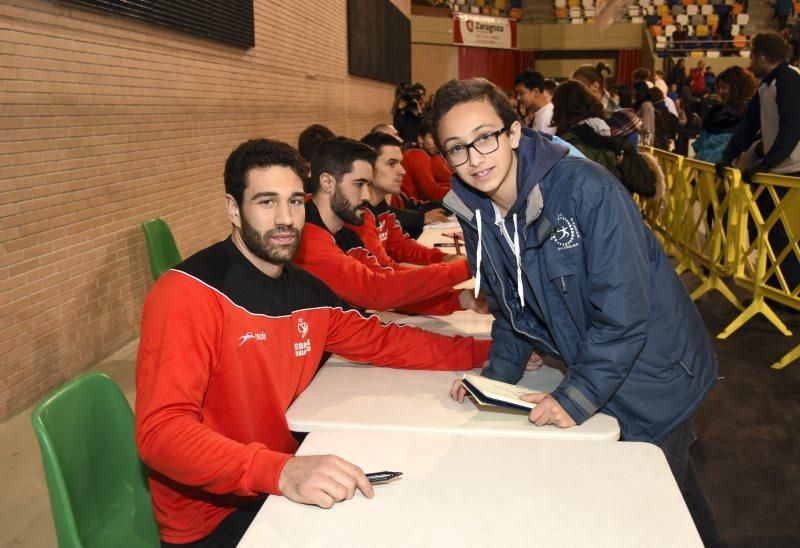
xmin=431 ymin=78 xmax=724 ymax=547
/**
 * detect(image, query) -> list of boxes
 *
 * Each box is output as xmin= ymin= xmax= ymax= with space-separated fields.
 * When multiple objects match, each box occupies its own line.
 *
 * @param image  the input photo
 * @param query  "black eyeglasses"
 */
xmin=443 ymin=127 xmax=509 ymax=167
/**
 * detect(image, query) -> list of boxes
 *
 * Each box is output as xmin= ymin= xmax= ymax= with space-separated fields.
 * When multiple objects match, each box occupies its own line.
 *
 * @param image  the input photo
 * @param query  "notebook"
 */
xmin=461 ymin=373 xmax=541 ymax=411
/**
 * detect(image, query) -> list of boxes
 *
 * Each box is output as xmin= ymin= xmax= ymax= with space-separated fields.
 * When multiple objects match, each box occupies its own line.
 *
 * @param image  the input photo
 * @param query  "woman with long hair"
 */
xmin=552 ymin=80 xmax=661 ymax=197
xmin=691 ymin=66 xmax=759 ymax=163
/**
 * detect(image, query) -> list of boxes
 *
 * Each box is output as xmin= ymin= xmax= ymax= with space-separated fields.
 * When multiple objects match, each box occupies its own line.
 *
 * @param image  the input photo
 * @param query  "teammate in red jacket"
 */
xmin=348 ymin=131 xmax=458 ymax=268
xmin=401 ymin=118 xmax=453 ymax=201
xmin=135 ymin=139 xmax=491 ymax=546
xmin=293 ymin=136 xmax=484 ymax=315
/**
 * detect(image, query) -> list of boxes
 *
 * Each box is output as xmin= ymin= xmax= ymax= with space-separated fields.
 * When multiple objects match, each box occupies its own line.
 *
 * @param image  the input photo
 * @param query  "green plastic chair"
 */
xmin=141 ymin=218 xmax=182 ymax=281
xmin=31 ymin=373 xmax=160 ymax=548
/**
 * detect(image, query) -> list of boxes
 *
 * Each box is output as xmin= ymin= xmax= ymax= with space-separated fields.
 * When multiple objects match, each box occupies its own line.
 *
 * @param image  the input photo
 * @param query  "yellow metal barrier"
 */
xmin=670 ymin=159 xmax=744 ymax=310
xmin=633 ymin=150 xmax=800 ymax=369
xmin=718 ymin=173 xmax=800 ymax=357
xmin=639 ymin=148 xmax=684 ymax=260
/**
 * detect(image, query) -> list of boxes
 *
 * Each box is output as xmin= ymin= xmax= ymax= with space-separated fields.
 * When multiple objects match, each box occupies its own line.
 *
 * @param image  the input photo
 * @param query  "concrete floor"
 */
xmin=1 ymin=275 xmax=799 ymax=547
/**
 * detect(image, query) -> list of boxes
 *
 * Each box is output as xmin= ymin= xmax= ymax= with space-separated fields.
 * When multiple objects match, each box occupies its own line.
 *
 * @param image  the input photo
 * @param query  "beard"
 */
xmin=240 ymin=212 xmax=302 ymax=265
xmin=331 ymin=186 xmax=368 ymax=226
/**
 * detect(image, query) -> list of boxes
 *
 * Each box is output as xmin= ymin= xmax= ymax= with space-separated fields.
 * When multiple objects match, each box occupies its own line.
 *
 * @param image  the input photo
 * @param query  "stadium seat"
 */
xmin=677 ymin=13 xmax=690 ymax=24
xmin=661 ymin=14 xmax=675 ymax=25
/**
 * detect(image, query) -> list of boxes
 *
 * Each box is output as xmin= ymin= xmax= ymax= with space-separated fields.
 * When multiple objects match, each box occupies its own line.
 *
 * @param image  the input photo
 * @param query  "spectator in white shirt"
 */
xmin=514 ymin=70 xmax=556 ymax=135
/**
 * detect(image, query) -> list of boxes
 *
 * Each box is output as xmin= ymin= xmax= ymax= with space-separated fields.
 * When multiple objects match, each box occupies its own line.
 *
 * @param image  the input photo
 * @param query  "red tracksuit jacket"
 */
xmin=401 ymin=148 xmax=452 ymax=201
xmin=293 ymin=201 xmax=469 ymax=315
xmin=348 ymin=200 xmax=445 ymax=269
xmin=135 ymin=237 xmax=490 ymax=543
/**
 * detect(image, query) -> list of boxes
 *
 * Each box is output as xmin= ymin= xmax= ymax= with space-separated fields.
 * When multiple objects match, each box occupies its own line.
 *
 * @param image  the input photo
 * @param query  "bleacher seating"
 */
xmin=641 ymin=0 xmax=752 ymax=58
xmin=448 ymin=0 xmax=524 ymax=19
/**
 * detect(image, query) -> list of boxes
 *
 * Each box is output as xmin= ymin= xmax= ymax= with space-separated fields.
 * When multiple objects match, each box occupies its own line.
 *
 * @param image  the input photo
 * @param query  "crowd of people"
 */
xmin=131 ymin=29 xmax=800 ymax=548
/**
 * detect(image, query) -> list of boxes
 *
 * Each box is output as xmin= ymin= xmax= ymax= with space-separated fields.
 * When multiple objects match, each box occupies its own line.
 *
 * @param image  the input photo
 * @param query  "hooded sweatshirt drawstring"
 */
xmin=512 ymin=213 xmax=524 ymax=309
xmin=474 ymin=209 xmax=482 ymax=300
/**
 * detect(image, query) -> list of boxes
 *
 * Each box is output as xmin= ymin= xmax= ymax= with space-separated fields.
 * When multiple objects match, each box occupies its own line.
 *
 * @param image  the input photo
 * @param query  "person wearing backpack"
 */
xmin=551 ymin=80 xmax=660 ymax=197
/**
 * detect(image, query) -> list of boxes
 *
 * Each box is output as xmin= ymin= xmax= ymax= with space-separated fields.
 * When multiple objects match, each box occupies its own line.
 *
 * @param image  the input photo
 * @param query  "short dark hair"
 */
xmin=543 ymin=79 xmax=557 ymax=94
xmin=360 ymin=131 xmax=402 ymax=155
xmin=551 ymin=80 xmax=604 ymax=135
xmin=308 ymin=137 xmax=377 ymax=194
xmin=751 ymin=32 xmax=788 ymax=64
xmin=571 ymin=64 xmax=606 ymax=92
xmin=631 ymin=68 xmax=651 ymax=84
xmin=297 ymin=124 xmax=335 ymax=163
xmin=429 ymin=78 xmax=520 ymax=151
xmin=514 ymin=69 xmax=546 ymax=92
xmin=224 ymin=139 xmax=308 ymax=206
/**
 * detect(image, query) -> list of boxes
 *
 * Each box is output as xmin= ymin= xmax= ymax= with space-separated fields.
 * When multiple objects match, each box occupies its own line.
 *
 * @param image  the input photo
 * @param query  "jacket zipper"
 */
xmin=456 ymin=211 xmax=561 ymax=358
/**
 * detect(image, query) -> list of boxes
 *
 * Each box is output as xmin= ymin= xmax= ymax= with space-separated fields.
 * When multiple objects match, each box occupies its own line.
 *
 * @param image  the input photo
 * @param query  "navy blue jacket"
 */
xmin=443 ymin=128 xmax=718 ymax=443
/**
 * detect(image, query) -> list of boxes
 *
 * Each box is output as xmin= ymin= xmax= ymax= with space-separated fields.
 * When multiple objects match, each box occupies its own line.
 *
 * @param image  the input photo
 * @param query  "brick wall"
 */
xmin=0 ymin=0 xmax=410 ymax=419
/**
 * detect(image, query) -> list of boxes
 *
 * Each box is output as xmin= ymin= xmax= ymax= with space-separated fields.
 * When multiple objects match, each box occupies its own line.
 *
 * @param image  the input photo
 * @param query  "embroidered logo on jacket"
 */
xmin=378 ymin=220 xmax=388 ymax=241
xmin=238 ymin=331 xmax=266 ymax=347
xmin=294 ymin=317 xmax=311 ymax=356
xmin=552 ymin=214 xmax=581 ymax=250
xmin=297 ymin=317 xmax=309 ymax=339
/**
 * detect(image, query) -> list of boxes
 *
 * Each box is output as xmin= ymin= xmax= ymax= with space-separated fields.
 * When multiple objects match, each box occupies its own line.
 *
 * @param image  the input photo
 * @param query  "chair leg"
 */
xmin=771 ymin=343 xmax=800 ymax=370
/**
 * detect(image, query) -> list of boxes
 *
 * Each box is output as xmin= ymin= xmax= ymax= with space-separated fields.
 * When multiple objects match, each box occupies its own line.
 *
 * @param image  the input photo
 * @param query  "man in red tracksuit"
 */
xmin=348 ymin=131 xmax=459 ymax=270
xmin=293 ymin=136 xmax=483 ymax=315
xmin=401 ymin=117 xmax=453 ymax=201
xmin=135 ymin=138 xmax=491 ymax=547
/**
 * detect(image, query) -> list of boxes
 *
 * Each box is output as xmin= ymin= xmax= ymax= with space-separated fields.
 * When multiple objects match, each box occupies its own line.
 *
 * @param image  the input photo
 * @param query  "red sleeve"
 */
xmin=402 ymin=149 xmax=451 ymax=201
xmin=324 ymin=307 xmax=491 ymax=370
xmin=394 ymin=289 xmax=464 ymax=315
xmin=293 ymin=224 xmax=471 ymax=311
xmin=430 ymin=154 xmax=453 ymax=187
xmin=135 ymin=274 xmax=290 ymax=498
xmin=382 ymin=211 xmax=445 ymax=265
xmin=346 ymin=211 xmax=401 ymax=270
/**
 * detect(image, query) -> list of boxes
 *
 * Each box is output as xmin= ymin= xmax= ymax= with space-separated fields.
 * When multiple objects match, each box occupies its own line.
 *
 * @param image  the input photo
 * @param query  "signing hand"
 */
xmin=458 ymin=289 xmax=489 ymax=314
xmin=525 ymin=351 xmax=544 ymax=371
xmin=424 ymin=208 xmax=450 ymax=225
xmin=279 ymin=455 xmax=374 ymax=509
xmin=520 ymin=392 xmax=576 ymax=428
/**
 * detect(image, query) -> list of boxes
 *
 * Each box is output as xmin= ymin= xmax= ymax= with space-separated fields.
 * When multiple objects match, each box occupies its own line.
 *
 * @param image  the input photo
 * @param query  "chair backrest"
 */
xmin=141 ymin=218 xmax=182 ymax=281
xmin=31 ymin=373 xmax=160 ymax=548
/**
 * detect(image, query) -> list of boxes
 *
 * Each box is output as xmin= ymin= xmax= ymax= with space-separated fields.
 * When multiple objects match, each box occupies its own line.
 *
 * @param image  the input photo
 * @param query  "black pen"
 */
xmin=365 ymin=471 xmax=402 ymax=483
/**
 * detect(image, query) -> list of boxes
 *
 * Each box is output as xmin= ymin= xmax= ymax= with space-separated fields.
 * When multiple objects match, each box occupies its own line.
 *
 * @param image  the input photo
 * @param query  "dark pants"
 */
xmin=657 ymin=418 xmax=726 ymax=547
xmin=161 ymin=499 xmax=265 ymax=548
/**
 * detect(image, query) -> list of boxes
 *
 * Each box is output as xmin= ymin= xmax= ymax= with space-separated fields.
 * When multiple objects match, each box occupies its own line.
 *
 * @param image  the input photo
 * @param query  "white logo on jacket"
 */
xmin=552 ymin=213 xmax=581 ymax=250
xmin=238 ymin=331 xmax=266 ymax=347
xmin=295 ymin=317 xmax=311 ymax=356
xmin=297 ymin=318 xmax=309 ymax=339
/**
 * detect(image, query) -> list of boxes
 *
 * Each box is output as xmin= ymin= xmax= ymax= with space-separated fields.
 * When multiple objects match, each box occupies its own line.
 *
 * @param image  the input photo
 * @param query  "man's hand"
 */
xmin=424 ymin=208 xmax=450 ymax=225
xmin=279 ymin=455 xmax=374 ymax=509
xmin=458 ymin=289 xmax=489 ymax=314
xmin=525 ymin=351 xmax=544 ymax=371
xmin=520 ymin=392 xmax=576 ymax=428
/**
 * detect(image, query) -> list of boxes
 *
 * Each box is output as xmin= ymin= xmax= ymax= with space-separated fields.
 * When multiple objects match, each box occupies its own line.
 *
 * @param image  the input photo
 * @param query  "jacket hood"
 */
xmin=449 ymin=127 xmax=569 ymax=224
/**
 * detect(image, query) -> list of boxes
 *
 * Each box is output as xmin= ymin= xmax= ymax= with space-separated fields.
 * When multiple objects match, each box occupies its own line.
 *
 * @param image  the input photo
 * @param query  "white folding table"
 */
xmin=239 ymin=429 xmax=701 ymax=547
